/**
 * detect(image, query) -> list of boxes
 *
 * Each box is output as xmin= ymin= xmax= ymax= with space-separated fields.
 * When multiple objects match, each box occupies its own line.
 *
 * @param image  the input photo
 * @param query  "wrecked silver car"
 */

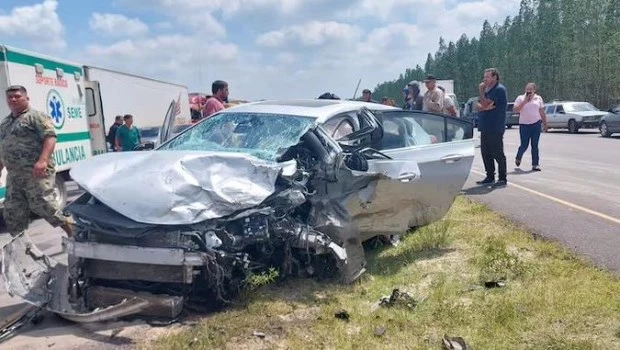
xmin=3 ymin=99 xmax=475 ymax=322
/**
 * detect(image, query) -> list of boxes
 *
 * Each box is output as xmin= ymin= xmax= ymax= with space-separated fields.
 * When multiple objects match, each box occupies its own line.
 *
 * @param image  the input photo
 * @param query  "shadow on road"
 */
xmin=508 ymin=168 xmax=535 ymax=176
xmin=461 ymin=185 xmax=496 ymax=196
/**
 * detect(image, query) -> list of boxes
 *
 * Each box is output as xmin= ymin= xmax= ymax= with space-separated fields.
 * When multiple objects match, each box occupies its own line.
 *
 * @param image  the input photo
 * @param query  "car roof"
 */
xmin=545 ymin=101 xmax=587 ymax=105
xmin=222 ymin=99 xmax=400 ymax=123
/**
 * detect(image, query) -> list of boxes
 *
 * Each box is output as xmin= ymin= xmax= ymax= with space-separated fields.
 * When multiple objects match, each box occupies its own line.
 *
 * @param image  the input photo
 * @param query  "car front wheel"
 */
xmin=568 ymin=119 xmax=579 ymax=134
xmin=600 ymin=121 xmax=612 ymax=137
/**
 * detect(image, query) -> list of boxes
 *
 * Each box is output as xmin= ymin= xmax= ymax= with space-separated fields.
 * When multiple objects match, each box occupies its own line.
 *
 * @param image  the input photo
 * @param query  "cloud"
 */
xmin=89 ymin=13 xmax=148 ymax=37
xmin=339 ymin=0 xmax=427 ymax=21
xmin=1 ymin=0 xmax=523 ymax=101
xmin=256 ymin=21 xmax=362 ymax=47
xmin=0 ymin=0 xmax=65 ymax=49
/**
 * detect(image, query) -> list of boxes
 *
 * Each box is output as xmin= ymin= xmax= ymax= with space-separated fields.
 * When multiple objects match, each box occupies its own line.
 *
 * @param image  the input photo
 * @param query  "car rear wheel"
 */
xmin=568 ymin=119 xmax=579 ymax=134
xmin=600 ymin=121 xmax=612 ymax=137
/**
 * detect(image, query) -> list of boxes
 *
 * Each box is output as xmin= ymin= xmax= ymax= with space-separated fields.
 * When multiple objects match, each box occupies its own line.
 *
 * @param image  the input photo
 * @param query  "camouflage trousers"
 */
xmin=3 ymin=171 xmax=68 ymax=236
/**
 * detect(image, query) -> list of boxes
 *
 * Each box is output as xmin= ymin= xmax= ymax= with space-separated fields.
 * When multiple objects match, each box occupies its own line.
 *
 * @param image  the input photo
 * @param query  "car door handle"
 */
xmin=440 ymin=154 xmax=463 ymax=163
xmin=397 ymin=172 xmax=418 ymax=182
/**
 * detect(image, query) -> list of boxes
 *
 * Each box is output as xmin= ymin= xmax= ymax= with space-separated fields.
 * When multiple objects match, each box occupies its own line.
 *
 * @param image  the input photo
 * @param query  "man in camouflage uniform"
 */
xmin=0 ymin=85 xmax=73 ymax=237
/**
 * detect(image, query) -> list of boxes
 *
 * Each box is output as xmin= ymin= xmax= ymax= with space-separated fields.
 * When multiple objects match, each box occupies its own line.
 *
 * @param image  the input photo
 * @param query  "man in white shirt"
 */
xmin=422 ymin=75 xmax=444 ymax=114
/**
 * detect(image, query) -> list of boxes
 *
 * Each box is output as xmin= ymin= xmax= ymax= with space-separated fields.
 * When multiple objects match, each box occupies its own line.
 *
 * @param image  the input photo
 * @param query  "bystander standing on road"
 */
xmin=361 ymin=89 xmax=378 ymax=103
xmin=422 ymin=75 xmax=444 ymax=113
xmin=438 ymin=86 xmax=457 ymax=117
xmin=106 ymin=115 xmax=123 ymax=151
xmin=513 ymin=83 xmax=548 ymax=171
xmin=381 ymin=97 xmax=395 ymax=106
xmin=115 ymin=114 xmax=141 ymax=151
xmin=476 ymin=68 xmax=508 ymax=188
xmin=403 ymin=81 xmax=424 ymax=111
xmin=0 ymin=85 xmax=74 ymax=236
xmin=202 ymin=80 xmax=229 ymax=119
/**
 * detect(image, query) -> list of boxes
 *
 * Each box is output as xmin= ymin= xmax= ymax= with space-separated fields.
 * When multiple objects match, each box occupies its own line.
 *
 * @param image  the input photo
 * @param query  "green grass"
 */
xmin=144 ymin=197 xmax=620 ymax=350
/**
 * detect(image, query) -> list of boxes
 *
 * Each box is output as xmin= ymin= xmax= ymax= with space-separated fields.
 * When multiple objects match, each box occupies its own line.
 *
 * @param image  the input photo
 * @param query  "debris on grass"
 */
xmin=334 ymin=309 xmax=350 ymax=321
xmin=252 ymin=331 xmax=266 ymax=339
xmin=378 ymin=289 xmax=419 ymax=310
xmin=484 ymin=279 xmax=507 ymax=289
xmin=442 ymin=334 xmax=470 ymax=350
xmin=374 ymin=326 xmax=386 ymax=337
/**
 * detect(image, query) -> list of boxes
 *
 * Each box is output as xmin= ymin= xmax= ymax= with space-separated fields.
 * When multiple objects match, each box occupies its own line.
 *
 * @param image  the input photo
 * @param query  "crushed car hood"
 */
xmin=70 ymin=151 xmax=297 ymax=225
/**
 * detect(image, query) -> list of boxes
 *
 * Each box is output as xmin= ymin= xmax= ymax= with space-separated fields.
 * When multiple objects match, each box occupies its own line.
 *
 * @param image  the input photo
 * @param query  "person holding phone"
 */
xmin=513 ymin=83 xmax=547 ymax=171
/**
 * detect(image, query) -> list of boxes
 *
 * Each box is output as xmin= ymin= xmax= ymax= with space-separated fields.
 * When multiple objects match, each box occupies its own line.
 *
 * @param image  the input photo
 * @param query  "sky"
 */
xmin=0 ymin=0 xmax=520 ymax=101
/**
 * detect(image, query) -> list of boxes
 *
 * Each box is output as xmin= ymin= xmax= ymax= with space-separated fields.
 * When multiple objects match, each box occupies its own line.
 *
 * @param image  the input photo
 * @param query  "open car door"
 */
xmin=158 ymin=100 xmax=179 ymax=145
xmin=343 ymin=110 xmax=475 ymax=239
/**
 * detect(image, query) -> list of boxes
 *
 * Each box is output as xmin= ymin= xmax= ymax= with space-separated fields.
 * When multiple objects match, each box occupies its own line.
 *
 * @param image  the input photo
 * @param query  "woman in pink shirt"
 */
xmin=513 ymin=83 xmax=548 ymax=171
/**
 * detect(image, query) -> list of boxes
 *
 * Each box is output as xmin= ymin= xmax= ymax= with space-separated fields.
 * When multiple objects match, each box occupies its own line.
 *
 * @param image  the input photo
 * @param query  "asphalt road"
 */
xmin=463 ymin=127 xmax=620 ymax=272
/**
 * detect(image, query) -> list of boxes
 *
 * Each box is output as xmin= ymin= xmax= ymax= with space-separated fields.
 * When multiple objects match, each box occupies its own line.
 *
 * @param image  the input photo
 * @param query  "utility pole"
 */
xmin=352 ymin=78 xmax=362 ymax=100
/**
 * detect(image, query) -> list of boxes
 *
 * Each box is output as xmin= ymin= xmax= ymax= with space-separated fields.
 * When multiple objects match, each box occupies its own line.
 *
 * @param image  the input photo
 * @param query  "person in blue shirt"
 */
xmin=475 ymin=68 xmax=508 ymax=188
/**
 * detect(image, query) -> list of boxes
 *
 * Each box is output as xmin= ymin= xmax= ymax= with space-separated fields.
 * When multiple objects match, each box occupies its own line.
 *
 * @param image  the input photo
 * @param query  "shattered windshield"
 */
xmin=157 ymin=112 xmax=316 ymax=161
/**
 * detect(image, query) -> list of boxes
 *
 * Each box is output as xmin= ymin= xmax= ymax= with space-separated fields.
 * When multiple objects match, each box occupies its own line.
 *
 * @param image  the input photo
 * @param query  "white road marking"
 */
xmin=470 ymin=169 xmax=620 ymax=226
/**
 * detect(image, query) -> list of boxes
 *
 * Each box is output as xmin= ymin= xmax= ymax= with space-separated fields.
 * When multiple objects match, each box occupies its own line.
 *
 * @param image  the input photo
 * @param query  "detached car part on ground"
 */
xmin=2 ymin=100 xmax=475 ymax=323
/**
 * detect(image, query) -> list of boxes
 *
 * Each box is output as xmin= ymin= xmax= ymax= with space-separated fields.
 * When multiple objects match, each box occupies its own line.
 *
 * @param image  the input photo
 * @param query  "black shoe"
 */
xmin=492 ymin=180 xmax=507 ymax=188
xmin=476 ymin=178 xmax=495 ymax=185
xmin=532 ymin=165 xmax=541 ymax=171
xmin=515 ymin=158 xmax=521 ymax=167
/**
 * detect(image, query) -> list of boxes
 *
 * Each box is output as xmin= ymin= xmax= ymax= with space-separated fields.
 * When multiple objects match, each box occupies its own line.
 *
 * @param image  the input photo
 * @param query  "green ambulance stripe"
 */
xmin=0 ymin=49 xmax=82 ymax=75
xmin=0 ymin=132 xmax=91 ymax=198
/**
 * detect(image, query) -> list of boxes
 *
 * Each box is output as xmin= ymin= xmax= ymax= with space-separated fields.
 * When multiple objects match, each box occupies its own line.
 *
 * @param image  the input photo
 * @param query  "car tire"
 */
xmin=54 ymin=175 xmax=68 ymax=210
xmin=600 ymin=121 xmax=612 ymax=138
xmin=568 ymin=119 xmax=579 ymax=134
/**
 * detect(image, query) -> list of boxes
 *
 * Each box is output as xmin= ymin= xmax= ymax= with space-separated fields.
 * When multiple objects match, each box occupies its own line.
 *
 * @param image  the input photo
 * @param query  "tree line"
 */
xmin=373 ymin=0 xmax=620 ymax=110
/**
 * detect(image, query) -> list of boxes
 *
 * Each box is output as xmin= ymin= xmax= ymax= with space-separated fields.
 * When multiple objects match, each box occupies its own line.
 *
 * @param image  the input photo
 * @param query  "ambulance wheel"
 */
xmin=54 ymin=175 xmax=68 ymax=210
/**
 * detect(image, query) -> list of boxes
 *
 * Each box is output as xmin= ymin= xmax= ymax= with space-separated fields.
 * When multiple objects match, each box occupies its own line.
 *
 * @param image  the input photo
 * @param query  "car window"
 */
xmin=374 ymin=111 xmax=473 ymax=151
xmin=322 ymin=115 xmax=356 ymax=139
xmin=545 ymin=105 xmax=555 ymax=114
xmin=158 ymin=112 xmax=316 ymax=161
xmin=556 ymin=105 xmax=565 ymax=113
xmin=507 ymin=103 xmax=514 ymax=112
xmin=140 ymin=127 xmax=160 ymax=138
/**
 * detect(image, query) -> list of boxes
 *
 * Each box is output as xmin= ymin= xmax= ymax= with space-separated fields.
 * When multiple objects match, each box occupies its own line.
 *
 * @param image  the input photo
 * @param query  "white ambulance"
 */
xmin=0 ymin=45 xmax=191 ymax=209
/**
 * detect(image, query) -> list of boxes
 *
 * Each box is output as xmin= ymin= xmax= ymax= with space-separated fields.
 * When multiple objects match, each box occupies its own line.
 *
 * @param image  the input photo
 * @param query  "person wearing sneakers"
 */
xmin=513 ymin=83 xmax=548 ymax=171
xmin=0 ymin=85 xmax=74 ymax=237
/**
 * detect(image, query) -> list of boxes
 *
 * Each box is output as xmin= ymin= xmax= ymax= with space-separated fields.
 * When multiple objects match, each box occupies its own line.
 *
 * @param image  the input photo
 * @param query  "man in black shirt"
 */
xmin=107 ymin=115 xmax=123 ymax=152
xmin=476 ymin=68 xmax=508 ymax=188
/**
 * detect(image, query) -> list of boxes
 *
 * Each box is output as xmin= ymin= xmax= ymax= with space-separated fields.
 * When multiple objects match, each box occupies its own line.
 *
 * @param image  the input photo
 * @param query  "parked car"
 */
xmin=462 ymin=97 xmax=479 ymax=127
xmin=3 ymin=99 xmax=475 ymax=322
xmin=505 ymin=102 xmax=519 ymax=128
xmin=544 ymin=101 xmax=611 ymax=133
xmin=139 ymin=126 xmax=160 ymax=147
xmin=599 ymin=105 xmax=620 ymax=137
